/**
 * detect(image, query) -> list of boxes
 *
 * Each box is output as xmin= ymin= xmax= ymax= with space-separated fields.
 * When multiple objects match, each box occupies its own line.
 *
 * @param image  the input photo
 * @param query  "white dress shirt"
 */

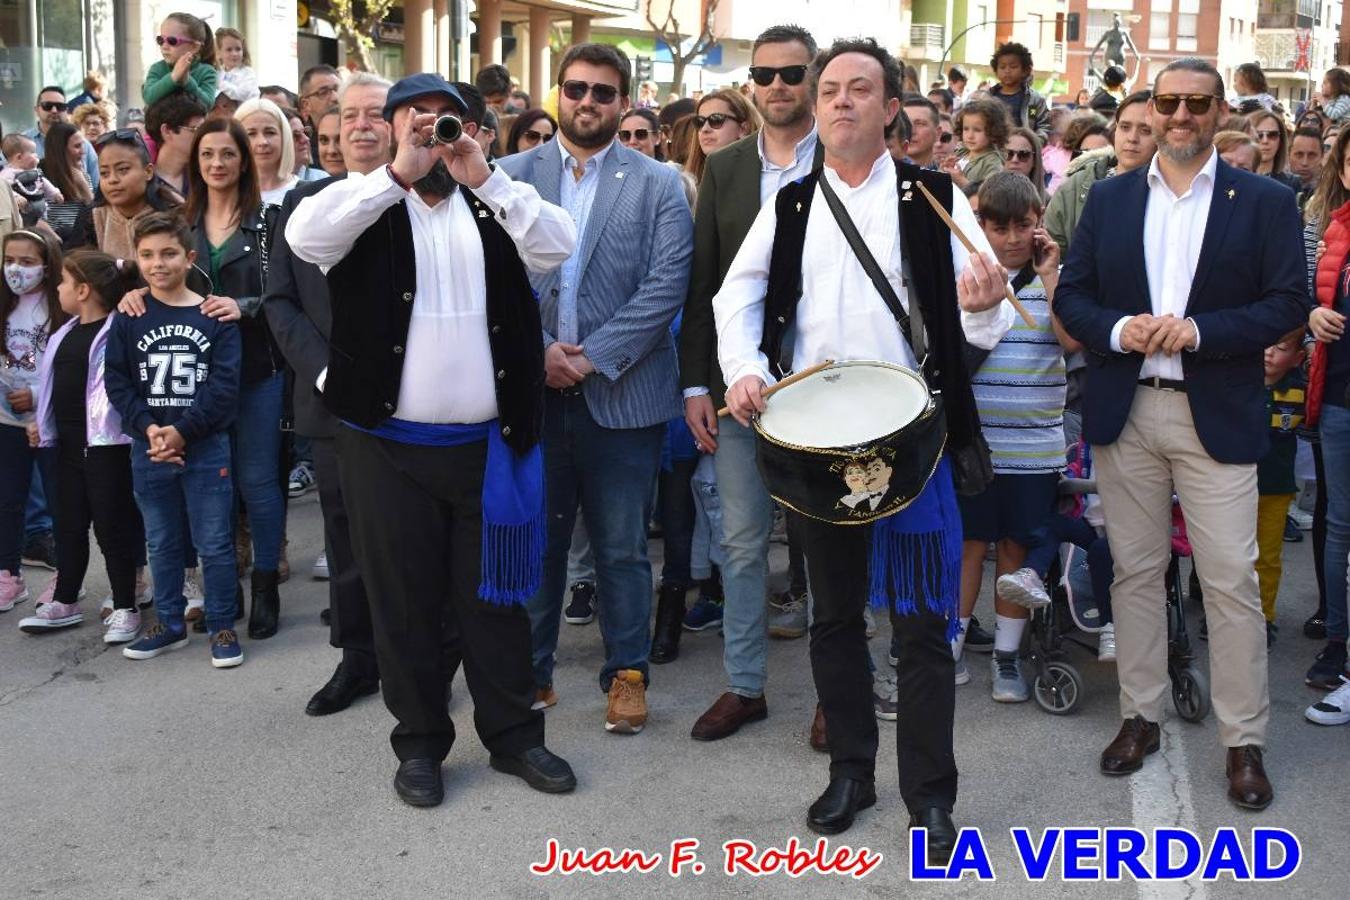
xmin=758 ymin=124 xmax=819 ymax=205
xmin=286 ymin=165 xmax=576 ymax=424
xmin=1108 ymin=148 xmax=1215 ymax=380
xmin=714 ymin=150 xmax=1015 ymax=390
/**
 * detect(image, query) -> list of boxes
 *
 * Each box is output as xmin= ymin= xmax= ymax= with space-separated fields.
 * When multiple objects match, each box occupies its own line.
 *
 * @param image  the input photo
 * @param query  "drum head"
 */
xmin=757 ymin=361 xmax=930 ymax=450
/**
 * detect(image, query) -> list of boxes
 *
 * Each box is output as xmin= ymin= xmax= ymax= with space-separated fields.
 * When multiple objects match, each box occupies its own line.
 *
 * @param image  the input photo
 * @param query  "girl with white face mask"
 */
xmin=0 ymin=230 xmax=68 ymax=614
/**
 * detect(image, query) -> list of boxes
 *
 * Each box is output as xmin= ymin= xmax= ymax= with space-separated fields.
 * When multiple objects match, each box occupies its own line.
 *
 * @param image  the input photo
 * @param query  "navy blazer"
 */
xmin=1055 ymin=158 xmax=1312 ymax=464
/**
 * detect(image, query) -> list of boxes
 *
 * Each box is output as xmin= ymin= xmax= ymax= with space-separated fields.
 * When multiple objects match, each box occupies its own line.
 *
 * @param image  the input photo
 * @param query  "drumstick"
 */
xmin=716 ymin=359 xmax=835 ymax=418
xmin=914 ymin=181 xmax=1038 ymax=329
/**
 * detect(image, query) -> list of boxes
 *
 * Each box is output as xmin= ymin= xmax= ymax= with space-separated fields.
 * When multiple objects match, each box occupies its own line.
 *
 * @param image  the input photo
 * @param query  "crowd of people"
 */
xmin=1 ymin=11 xmax=1347 ymax=862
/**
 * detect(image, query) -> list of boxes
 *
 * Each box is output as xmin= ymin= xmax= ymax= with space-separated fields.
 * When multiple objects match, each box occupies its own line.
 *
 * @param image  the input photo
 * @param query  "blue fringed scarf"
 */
xmin=867 ymin=456 xmax=963 ymax=641
xmin=344 ymin=417 xmax=544 ymax=606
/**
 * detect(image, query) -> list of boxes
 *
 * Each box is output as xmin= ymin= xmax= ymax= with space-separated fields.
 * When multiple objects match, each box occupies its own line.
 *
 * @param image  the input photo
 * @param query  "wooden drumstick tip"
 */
xmin=913 ymin=181 xmax=1038 ymax=329
xmin=716 ymin=359 xmax=835 ymax=418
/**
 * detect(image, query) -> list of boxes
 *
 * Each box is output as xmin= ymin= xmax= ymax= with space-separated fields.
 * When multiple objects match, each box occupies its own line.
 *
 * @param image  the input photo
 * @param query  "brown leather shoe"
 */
xmin=809 ymin=704 xmax=829 ymax=753
xmin=1226 ymin=745 xmax=1273 ymax=810
xmin=691 ymin=692 xmax=767 ymax=741
xmin=1100 ymin=715 xmax=1160 ymax=775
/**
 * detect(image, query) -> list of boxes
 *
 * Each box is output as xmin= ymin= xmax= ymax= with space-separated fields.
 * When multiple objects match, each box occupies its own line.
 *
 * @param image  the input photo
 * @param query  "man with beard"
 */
xmin=497 ymin=43 xmax=693 ymax=735
xmin=285 ymin=73 xmax=579 ymax=807
xmin=264 ymin=72 xmax=393 ymax=718
xmin=1056 ymin=58 xmax=1310 ymax=811
xmin=678 ymin=23 xmax=822 ymax=741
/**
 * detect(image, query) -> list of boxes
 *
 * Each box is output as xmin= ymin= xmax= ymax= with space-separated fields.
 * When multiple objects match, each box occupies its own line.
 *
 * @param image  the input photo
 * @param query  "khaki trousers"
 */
xmin=1094 ymin=386 xmax=1269 ymax=747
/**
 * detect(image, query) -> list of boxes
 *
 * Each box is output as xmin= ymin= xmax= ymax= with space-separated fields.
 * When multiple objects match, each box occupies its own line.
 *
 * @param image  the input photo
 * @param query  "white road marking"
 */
xmin=1131 ymin=720 xmax=1207 ymax=900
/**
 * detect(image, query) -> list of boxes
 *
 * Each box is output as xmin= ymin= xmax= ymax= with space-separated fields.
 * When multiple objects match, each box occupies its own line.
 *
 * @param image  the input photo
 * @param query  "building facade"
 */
xmin=1252 ymin=0 xmax=1342 ymax=107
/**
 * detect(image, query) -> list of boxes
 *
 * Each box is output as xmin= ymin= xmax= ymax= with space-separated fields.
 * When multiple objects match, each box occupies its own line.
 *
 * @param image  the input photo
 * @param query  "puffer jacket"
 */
xmin=1307 ymin=198 xmax=1350 ymax=425
xmin=34 ymin=314 xmax=130 ymax=448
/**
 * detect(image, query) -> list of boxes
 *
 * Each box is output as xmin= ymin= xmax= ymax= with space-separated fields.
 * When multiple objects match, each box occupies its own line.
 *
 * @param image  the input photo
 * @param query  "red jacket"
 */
xmin=1308 ymin=199 xmax=1350 ymax=425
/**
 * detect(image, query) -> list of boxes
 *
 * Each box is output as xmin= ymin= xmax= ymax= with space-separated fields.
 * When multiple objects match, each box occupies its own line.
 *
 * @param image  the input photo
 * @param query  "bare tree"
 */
xmin=330 ymin=0 xmax=397 ymax=73
xmin=645 ymin=0 xmax=721 ymax=97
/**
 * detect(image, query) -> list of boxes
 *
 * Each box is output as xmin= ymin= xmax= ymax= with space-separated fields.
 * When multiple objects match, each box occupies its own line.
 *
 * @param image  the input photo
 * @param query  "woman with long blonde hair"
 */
xmin=683 ymin=89 xmax=761 ymax=185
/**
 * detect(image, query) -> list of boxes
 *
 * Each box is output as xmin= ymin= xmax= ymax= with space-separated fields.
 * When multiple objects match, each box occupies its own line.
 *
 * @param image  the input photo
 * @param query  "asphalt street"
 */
xmin=0 ymin=490 xmax=1343 ymax=899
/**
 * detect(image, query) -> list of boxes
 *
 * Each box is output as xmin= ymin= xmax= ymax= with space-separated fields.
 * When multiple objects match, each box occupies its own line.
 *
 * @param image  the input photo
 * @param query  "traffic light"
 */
xmin=636 ymin=55 xmax=653 ymax=83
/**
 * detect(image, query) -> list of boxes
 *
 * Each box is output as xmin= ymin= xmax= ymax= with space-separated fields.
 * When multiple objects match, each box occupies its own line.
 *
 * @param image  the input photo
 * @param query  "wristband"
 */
xmin=386 ymin=163 xmax=413 ymax=192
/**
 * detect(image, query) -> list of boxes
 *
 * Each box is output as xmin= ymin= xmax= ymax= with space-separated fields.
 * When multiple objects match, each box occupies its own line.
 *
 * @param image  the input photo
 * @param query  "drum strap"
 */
xmin=818 ymin=175 xmax=927 ymax=364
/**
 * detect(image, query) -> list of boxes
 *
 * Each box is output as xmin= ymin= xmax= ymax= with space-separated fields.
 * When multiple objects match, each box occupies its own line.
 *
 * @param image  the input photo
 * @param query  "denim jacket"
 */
xmin=34 ymin=315 xmax=130 ymax=449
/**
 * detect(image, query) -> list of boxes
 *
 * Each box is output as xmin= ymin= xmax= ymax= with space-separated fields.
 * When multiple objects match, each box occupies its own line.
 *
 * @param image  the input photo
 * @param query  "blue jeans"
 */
xmin=231 ymin=372 xmax=286 ymax=571
xmin=132 ymin=432 xmax=237 ymax=632
xmin=0 ymin=424 xmax=54 ymax=572
xmin=528 ymin=392 xmax=663 ymax=691
xmin=1318 ymin=404 xmax=1350 ymax=641
xmin=1024 ymin=513 xmax=1115 ymax=623
xmin=25 ymin=462 xmax=52 ymax=540
xmin=711 ymin=418 xmax=776 ymax=698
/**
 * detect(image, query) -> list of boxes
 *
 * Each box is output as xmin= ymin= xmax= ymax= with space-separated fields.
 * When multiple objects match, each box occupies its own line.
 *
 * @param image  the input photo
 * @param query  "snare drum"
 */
xmin=753 ymin=361 xmax=947 ymax=525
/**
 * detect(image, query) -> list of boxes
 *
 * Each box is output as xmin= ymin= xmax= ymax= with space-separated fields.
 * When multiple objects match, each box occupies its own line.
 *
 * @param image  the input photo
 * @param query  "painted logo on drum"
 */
xmin=834 ymin=450 xmax=896 ymax=516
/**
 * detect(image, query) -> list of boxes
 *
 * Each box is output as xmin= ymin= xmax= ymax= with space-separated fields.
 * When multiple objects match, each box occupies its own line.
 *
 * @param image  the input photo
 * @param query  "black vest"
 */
xmin=322 ymin=182 xmax=545 ymax=454
xmin=759 ymin=161 xmax=982 ymax=454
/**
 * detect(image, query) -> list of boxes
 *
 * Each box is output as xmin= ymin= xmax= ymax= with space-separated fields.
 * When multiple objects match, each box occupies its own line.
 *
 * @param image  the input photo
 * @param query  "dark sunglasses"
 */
xmin=619 ymin=128 xmax=652 ymax=142
xmin=694 ymin=113 xmax=743 ymax=129
xmin=1007 ymin=148 xmax=1035 ymax=162
xmin=155 ymin=35 xmax=199 ymax=47
xmin=522 ymin=129 xmax=553 ymax=143
xmin=94 ymin=128 xmax=148 ymax=150
xmin=1255 ymin=129 xmax=1282 ymax=141
xmin=938 ymin=132 xmax=954 ymax=143
xmin=39 ymin=101 xmax=67 ymax=113
xmin=1153 ymin=93 xmax=1219 ymax=116
xmin=561 ymin=80 xmax=620 ymax=105
xmin=748 ymin=65 xmax=808 ymax=87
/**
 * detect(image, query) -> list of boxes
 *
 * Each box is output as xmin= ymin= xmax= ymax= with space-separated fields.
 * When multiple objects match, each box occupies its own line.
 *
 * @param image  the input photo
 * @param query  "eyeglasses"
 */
xmin=938 ymin=132 xmax=954 ymax=144
xmin=561 ymin=80 xmax=620 ymax=105
xmin=1007 ymin=148 xmax=1034 ymax=162
xmin=694 ymin=113 xmax=743 ymax=129
xmin=302 ymin=83 xmax=339 ymax=102
xmin=522 ymin=129 xmax=553 ymax=143
xmin=619 ymin=128 xmax=653 ymax=142
xmin=155 ymin=35 xmax=199 ymax=48
xmin=748 ymin=65 xmax=808 ymax=87
xmin=1152 ymin=93 xmax=1220 ymax=116
xmin=1255 ymin=129 xmax=1282 ymax=141
xmin=38 ymin=101 xmax=67 ymax=113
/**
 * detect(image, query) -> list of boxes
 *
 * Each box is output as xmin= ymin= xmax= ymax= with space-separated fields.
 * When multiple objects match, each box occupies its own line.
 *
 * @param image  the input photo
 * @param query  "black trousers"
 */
xmin=799 ymin=514 xmax=958 ymax=813
xmin=52 ymin=445 xmax=142 ymax=609
xmin=335 ymin=426 xmax=543 ymax=762
xmin=311 ymin=437 xmax=377 ymax=677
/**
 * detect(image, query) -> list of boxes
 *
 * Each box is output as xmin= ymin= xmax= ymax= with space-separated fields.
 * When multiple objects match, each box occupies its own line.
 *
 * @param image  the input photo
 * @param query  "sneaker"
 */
xmin=100 ymin=572 xmax=151 ymax=621
xmin=33 ymin=577 xmax=85 ymax=610
xmin=210 ymin=629 xmax=244 ymax=668
xmin=863 ymin=604 xmax=877 ymax=638
xmin=683 ymin=595 xmax=724 ymax=632
xmin=532 ymin=686 xmax=558 ymax=711
xmin=123 ymin=622 xmax=189 ymax=659
xmin=183 ymin=569 xmax=205 ymax=623
xmin=103 ymin=608 xmax=142 ymax=644
xmin=287 ymin=462 xmax=317 ymax=497
xmin=873 ymin=671 xmax=899 ymax=721
xmin=0 ymin=569 xmax=28 ymax=612
xmin=18 ymin=599 xmax=82 ymax=632
xmin=997 ymin=568 xmax=1051 ymax=610
xmin=1305 ymin=676 xmax=1350 ymax=725
xmin=1098 ymin=623 xmax=1117 ymax=662
xmin=21 ymin=532 xmax=57 ymax=569
xmin=1304 ymin=615 xmax=1328 ymax=640
xmin=312 ymin=551 xmax=329 ymax=580
xmin=1305 ymin=641 xmax=1349 ymax=690
xmin=1283 ymin=516 xmax=1303 ymax=543
xmin=604 ymin=669 xmax=647 ymax=733
xmin=563 ymin=581 xmax=595 ymax=625
xmin=954 ymin=655 xmax=971 ymax=686
xmin=990 ymin=650 xmax=1029 ymax=702
xmin=964 ymin=616 xmax=995 ymax=653
xmin=1288 ymin=506 xmax=1314 ymax=530
xmin=768 ymin=594 xmax=807 ymax=639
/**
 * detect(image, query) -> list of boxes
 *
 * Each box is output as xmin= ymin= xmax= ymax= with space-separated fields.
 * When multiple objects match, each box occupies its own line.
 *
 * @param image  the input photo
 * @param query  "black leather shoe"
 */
xmin=394 ymin=758 xmax=443 ymax=807
xmin=909 ymin=807 xmax=959 ymax=867
xmin=248 ymin=569 xmax=280 ymax=639
xmin=489 ymin=746 xmax=577 ymax=794
xmin=649 ymin=582 xmax=687 ymax=664
xmin=305 ymin=662 xmax=379 ymax=716
xmin=806 ymin=777 xmax=876 ymax=835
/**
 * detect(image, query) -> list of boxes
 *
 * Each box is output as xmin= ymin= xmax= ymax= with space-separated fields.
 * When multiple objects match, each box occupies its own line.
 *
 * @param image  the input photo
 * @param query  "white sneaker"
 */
xmin=990 ymin=650 xmax=1029 ymax=702
xmin=997 ymin=567 xmax=1051 ymax=610
xmin=183 ymin=568 xmax=205 ymax=622
xmin=1306 ymin=676 xmax=1350 ymax=725
xmin=1288 ymin=507 xmax=1314 ymax=531
xmin=1098 ymin=623 xmax=1117 ymax=662
xmin=312 ymin=551 xmax=329 ymax=580
xmin=100 ymin=570 xmax=151 ymax=621
xmin=954 ymin=654 xmax=971 ymax=685
xmin=103 ymin=608 xmax=142 ymax=644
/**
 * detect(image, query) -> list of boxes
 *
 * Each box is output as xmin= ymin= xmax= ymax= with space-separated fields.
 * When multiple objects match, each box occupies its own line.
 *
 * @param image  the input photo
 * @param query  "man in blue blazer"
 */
xmin=1056 ymin=58 xmax=1311 ymax=812
xmin=497 ymin=43 xmax=694 ymax=735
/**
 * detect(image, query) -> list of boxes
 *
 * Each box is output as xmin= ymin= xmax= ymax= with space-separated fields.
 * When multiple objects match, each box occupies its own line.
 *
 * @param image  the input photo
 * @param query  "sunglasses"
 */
xmin=748 ymin=65 xmax=808 ymax=87
xmin=619 ymin=128 xmax=652 ymax=142
xmin=522 ymin=129 xmax=553 ymax=143
xmin=561 ymin=80 xmax=620 ymax=105
xmin=1255 ymin=129 xmax=1282 ymax=141
xmin=694 ymin=113 xmax=743 ymax=129
xmin=938 ymin=132 xmax=954 ymax=144
xmin=155 ymin=35 xmax=199 ymax=48
xmin=1153 ymin=93 xmax=1220 ymax=116
xmin=94 ymin=128 xmax=148 ymax=150
xmin=1007 ymin=148 xmax=1035 ymax=162
xmin=39 ymin=101 xmax=68 ymax=113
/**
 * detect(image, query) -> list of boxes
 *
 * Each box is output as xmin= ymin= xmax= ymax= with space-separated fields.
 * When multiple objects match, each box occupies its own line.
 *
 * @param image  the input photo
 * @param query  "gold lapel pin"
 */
xmin=1227 ymin=188 xmax=1236 ymax=199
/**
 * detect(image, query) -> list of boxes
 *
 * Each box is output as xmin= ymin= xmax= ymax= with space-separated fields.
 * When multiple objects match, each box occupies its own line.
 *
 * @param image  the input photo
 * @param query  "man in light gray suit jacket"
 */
xmin=496 ymin=43 xmax=694 ymax=735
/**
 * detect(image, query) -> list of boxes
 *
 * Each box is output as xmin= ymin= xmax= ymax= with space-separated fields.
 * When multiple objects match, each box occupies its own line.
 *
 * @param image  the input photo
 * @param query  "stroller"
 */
xmin=1024 ymin=487 xmax=1212 ymax=721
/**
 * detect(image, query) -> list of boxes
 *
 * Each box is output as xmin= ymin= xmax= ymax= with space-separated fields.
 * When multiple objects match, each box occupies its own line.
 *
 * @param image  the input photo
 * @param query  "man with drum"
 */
xmin=715 ymin=38 xmax=1014 ymax=863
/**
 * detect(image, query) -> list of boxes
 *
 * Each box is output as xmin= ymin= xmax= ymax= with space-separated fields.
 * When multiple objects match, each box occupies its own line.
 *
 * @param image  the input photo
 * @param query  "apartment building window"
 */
xmin=1177 ymin=12 xmax=1198 ymax=52
xmin=1150 ymin=12 xmax=1172 ymax=50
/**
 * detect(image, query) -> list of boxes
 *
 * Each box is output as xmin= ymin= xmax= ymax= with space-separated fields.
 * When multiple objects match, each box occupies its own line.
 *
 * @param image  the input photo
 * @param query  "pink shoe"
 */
xmin=103 ymin=608 xmax=142 ymax=644
xmin=0 ymin=569 xmax=28 ymax=613
xmin=18 ymin=599 xmax=83 ymax=633
xmin=35 ymin=575 xmax=85 ymax=610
